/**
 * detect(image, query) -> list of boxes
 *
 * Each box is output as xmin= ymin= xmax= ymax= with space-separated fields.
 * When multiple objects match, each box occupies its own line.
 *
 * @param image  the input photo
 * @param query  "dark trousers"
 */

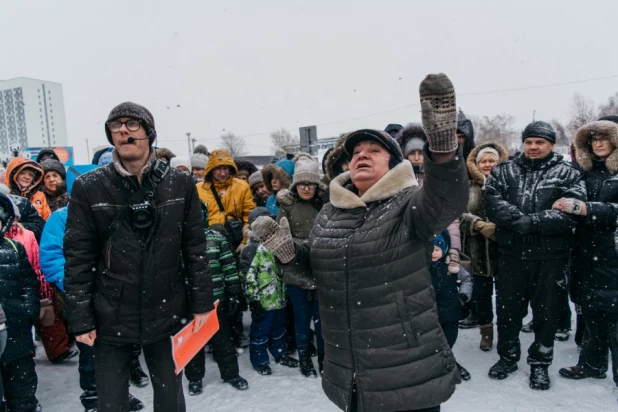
xmin=287 ymin=286 xmax=324 ymax=352
xmin=0 ymin=356 xmax=38 ymax=412
xmin=185 ymin=308 xmax=239 ymax=382
xmin=557 ymin=291 xmax=573 ymax=330
xmin=472 ymin=275 xmax=494 ymax=325
xmin=495 ymin=256 xmax=568 ymax=366
xmin=95 ymin=338 xmax=185 ymax=412
xmin=350 ymin=387 xmax=440 ymax=412
xmin=440 ymin=321 xmax=458 ymax=348
xmin=249 ymin=308 xmax=287 ymax=367
xmin=77 ymin=341 xmax=97 ymax=409
xmin=579 ymin=308 xmax=618 ymax=385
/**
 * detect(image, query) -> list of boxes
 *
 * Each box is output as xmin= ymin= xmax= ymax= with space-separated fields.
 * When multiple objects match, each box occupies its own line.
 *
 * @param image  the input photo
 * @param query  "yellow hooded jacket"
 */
xmin=196 ymin=149 xmax=256 ymax=238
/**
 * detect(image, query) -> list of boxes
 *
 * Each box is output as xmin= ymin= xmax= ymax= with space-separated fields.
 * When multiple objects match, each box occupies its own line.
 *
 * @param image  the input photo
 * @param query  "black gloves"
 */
xmin=225 ymin=284 xmax=244 ymax=317
xmin=511 ymin=216 xmax=536 ymax=235
xmin=250 ymin=301 xmax=265 ymax=317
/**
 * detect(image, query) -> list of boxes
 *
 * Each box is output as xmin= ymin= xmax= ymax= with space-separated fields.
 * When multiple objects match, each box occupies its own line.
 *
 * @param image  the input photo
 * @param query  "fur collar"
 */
xmin=261 ymin=164 xmax=292 ymax=192
xmin=574 ymin=120 xmax=618 ymax=173
xmin=112 ymin=149 xmax=156 ymax=178
xmin=329 ymin=160 xmax=418 ymax=209
xmin=466 ymin=142 xmax=509 ymax=186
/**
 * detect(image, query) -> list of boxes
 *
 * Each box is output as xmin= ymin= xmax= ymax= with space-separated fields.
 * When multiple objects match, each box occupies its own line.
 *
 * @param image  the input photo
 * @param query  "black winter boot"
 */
xmin=457 ymin=362 xmax=471 ymax=381
xmin=299 ymin=350 xmax=317 ymax=378
xmin=225 ymin=375 xmax=249 ymax=390
xmin=488 ymin=359 xmax=518 ymax=380
xmin=530 ymin=365 xmax=550 ymax=390
xmin=129 ymin=393 xmax=145 ymax=411
xmin=254 ymin=364 xmax=272 ymax=375
xmin=554 ymin=329 xmax=570 ymax=342
xmin=521 ymin=320 xmax=534 ymax=333
xmin=129 ymin=359 xmax=150 ymax=388
xmin=559 ymin=364 xmax=606 ymax=380
xmin=188 ymin=380 xmax=203 ymax=396
xmin=275 ymin=354 xmax=299 ymax=368
xmin=317 ymin=348 xmax=324 ymax=375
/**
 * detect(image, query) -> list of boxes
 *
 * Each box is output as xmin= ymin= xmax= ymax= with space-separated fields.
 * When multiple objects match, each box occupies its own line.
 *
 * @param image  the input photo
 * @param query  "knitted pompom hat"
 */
xmin=290 ymin=153 xmax=320 ymax=191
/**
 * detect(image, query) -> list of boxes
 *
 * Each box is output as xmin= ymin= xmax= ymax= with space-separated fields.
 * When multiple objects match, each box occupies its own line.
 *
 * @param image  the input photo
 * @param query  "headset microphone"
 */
xmin=127 ymin=136 xmax=150 ymax=144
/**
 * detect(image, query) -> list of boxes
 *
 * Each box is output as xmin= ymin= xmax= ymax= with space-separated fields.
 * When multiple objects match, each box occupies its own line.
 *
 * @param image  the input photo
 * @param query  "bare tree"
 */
xmin=475 ymin=114 xmax=520 ymax=153
xmin=270 ymin=128 xmax=300 ymax=153
xmin=598 ymin=91 xmax=618 ymax=118
xmin=566 ymin=93 xmax=597 ymax=136
xmin=551 ymin=119 xmax=570 ymax=147
xmin=220 ymin=131 xmax=247 ymax=158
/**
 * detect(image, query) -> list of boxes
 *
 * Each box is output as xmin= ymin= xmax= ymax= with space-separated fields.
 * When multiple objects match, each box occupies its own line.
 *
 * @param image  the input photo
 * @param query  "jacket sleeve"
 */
xmin=219 ymin=236 xmax=240 ymax=290
xmin=528 ymin=172 xmax=586 ymax=235
xmin=19 ymin=200 xmax=46 ymax=242
xmin=39 ymin=210 xmax=67 ymax=291
xmin=278 ymin=242 xmax=315 ymax=288
xmin=17 ymin=241 xmax=40 ymax=323
xmin=447 ymin=219 xmax=461 ymax=252
xmin=241 ymin=185 xmax=257 ymax=243
xmin=406 ymin=147 xmax=469 ymax=240
xmin=484 ymin=166 xmax=523 ymax=227
xmin=586 ymin=201 xmax=618 ymax=226
xmin=457 ymin=266 xmax=473 ymax=301
xmin=460 ymin=212 xmax=481 ymax=235
xmin=182 ymin=180 xmax=213 ymax=314
xmin=64 ymin=178 xmax=99 ymax=335
xmin=239 ymin=243 xmax=258 ymax=275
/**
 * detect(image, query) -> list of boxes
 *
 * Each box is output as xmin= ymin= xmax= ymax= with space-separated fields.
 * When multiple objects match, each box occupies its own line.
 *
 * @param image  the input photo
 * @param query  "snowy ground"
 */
xmin=36 ymin=310 xmax=618 ymax=412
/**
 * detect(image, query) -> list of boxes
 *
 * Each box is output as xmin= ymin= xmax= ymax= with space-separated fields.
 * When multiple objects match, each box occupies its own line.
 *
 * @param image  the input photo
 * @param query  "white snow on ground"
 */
xmin=36 ymin=310 xmax=618 ymax=411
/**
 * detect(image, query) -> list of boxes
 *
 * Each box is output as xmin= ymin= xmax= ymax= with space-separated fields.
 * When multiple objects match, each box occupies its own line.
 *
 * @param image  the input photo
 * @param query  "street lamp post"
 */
xmin=186 ymin=132 xmax=192 ymax=157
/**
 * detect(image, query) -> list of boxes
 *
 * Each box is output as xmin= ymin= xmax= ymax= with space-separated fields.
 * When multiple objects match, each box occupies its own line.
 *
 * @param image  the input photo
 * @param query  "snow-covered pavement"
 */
xmin=35 ymin=311 xmax=617 ymax=411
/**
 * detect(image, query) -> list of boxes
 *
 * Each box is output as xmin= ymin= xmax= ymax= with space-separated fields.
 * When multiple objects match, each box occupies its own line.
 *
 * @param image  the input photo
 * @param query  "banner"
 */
xmin=24 ymin=146 xmax=74 ymax=166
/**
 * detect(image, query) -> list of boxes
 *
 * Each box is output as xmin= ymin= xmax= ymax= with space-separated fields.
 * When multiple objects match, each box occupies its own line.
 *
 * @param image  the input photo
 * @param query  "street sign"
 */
xmin=299 ymin=126 xmax=318 ymax=155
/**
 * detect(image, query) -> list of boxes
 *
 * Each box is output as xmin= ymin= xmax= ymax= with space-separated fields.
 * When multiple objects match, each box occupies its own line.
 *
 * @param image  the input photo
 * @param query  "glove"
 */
xmin=225 ymin=284 xmax=243 ymax=317
xmin=458 ymin=293 xmax=470 ymax=305
xmin=251 ymin=216 xmax=296 ymax=263
xmin=249 ymin=301 xmax=265 ymax=317
xmin=447 ymin=249 xmax=460 ymax=274
xmin=511 ymin=216 xmax=536 ymax=235
xmin=39 ymin=299 xmax=55 ymax=327
xmin=419 ymin=73 xmax=458 ymax=153
xmin=474 ymin=220 xmax=496 ymax=239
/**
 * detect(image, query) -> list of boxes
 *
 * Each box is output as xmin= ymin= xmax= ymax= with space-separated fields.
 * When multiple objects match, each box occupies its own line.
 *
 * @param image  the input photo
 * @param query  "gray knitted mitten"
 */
xmin=251 ymin=216 xmax=296 ymax=263
xmin=419 ymin=73 xmax=458 ymax=153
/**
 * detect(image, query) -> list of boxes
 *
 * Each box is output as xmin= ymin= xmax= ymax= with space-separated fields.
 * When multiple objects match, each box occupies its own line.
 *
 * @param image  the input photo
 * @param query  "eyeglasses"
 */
xmin=107 ymin=120 xmax=141 ymax=133
xmin=297 ymin=183 xmax=317 ymax=190
xmin=590 ymin=137 xmax=610 ymax=143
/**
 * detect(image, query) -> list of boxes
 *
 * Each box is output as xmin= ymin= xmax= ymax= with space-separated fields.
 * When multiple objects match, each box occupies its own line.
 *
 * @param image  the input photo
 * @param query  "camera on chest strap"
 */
xmin=130 ymin=201 xmax=156 ymax=229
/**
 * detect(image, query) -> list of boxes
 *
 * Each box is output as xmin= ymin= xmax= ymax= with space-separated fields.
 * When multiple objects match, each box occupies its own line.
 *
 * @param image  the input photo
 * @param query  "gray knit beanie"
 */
xmin=191 ymin=153 xmax=208 ymax=169
xmin=105 ymin=102 xmax=156 ymax=146
xmin=248 ymin=171 xmax=263 ymax=188
xmin=40 ymin=159 xmax=66 ymax=180
xmin=403 ymin=137 xmax=425 ymax=158
xmin=170 ymin=157 xmax=191 ymax=172
xmin=290 ymin=154 xmax=320 ymax=191
xmin=522 ymin=121 xmax=556 ymax=144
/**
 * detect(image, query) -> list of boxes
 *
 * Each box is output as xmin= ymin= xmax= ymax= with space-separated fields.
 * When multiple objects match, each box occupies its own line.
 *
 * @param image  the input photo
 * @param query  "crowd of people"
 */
xmin=0 ymin=73 xmax=616 ymax=411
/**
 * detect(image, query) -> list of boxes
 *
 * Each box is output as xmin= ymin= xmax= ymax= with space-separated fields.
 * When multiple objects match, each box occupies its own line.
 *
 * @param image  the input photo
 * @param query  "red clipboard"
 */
xmin=171 ymin=300 xmax=220 ymax=375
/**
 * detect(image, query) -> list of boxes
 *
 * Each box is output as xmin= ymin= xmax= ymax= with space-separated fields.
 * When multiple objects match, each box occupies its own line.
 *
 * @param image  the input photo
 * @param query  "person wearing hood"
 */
xmin=459 ymin=142 xmax=509 ymax=351
xmin=261 ymin=159 xmax=294 ymax=216
xmin=276 ymin=153 xmax=328 ymax=377
xmin=5 ymin=157 xmax=52 ymax=220
xmin=155 ymin=147 xmax=176 ymax=163
xmin=251 ymin=74 xmax=467 ymax=412
xmin=384 ymin=123 xmax=403 ymax=138
xmin=0 ymin=192 xmax=41 ymax=412
xmin=322 ymin=134 xmax=351 ymax=187
xmin=0 ymin=184 xmax=45 ymax=242
xmin=457 ymin=118 xmax=476 ymax=177
xmin=484 ymin=120 xmax=586 ymax=390
xmin=35 ymin=148 xmax=60 ymax=163
xmin=234 ymin=159 xmax=258 ymax=183
xmin=40 ymin=159 xmax=69 ymax=212
xmin=196 ymin=149 xmax=256 ymax=250
xmin=555 ymin=120 xmax=618 ymax=393
xmin=248 ymin=172 xmax=270 ymax=208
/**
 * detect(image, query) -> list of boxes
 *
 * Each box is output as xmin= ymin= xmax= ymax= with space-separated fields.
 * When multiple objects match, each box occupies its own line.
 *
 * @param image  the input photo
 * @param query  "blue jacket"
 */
xmin=40 ymin=207 xmax=68 ymax=291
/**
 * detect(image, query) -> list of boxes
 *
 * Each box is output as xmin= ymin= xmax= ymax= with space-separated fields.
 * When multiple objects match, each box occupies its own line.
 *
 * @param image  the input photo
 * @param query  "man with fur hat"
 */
xmin=248 ymin=171 xmax=270 ymax=208
xmin=196 ymin=149 xmax=256 ymax=250
xmin=485 ymin=120 xmax=586 ymax=390
xmin=64 ymin=101 xmax=212 ymax=412
xmin=155 ymin=147 xmax=176 ymax=163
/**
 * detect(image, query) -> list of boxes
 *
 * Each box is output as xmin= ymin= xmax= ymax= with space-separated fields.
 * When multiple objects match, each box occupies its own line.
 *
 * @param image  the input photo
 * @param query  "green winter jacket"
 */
xmin=242 ymin=244 xmax=286 ymax=310
xmin=205 ymin=228 xmax=240 ymax=301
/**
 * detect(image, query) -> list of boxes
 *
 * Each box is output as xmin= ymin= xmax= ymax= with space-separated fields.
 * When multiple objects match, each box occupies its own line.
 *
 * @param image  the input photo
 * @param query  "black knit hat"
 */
xmin=522 ymin=121 xmax=556 ymax=144
xmin=599 ymin=115 xmax=618 ymax=125
xmin=344 ymin=129 xmax=404 ymax=168
xmin=40 ymin=159 xmax=66 ymax=180
xmin=105 ymin=102 xmax=156 ymax=146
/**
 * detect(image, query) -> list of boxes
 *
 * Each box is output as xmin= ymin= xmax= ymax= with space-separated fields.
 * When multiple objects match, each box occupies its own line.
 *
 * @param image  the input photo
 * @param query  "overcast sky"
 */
xmin=3 ymin=0 xmax=618 ymax=162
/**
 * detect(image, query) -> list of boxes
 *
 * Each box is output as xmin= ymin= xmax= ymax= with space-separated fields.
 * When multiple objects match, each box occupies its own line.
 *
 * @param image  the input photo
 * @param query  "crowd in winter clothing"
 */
xmin=1 ymin=78 xmax=618 ymax=412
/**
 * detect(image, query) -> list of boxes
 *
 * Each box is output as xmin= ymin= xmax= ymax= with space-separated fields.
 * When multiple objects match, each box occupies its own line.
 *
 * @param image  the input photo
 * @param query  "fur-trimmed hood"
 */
xmin=234 ymin=159 xmax=258 ymax=177
xmin=324 ymin=134 xmax=351 ymax=183
xmin=329 ymin=160 xmax=418 ymax=209
xmin=466 ymin=142 xmax=509 ymax=186
xmin=155 ymin=147 xmax=176 ymax=161
xmin=261 ymin=164 xmax=292 ymax=192
xmin=574 ymin=120 xmax=618 ymax=174
xmin=395 ymin=123 xmax=427 ymax=153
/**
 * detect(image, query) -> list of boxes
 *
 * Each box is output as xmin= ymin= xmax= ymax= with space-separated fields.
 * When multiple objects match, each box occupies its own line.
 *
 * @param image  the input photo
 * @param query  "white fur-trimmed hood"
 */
xmin=329 ymin=160 xmax=418 ymax=209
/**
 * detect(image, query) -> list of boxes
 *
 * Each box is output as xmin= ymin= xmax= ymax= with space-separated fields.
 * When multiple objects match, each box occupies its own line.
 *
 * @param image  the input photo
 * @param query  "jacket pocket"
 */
xmin=394 ymin=291 xmax=417 ymax=347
